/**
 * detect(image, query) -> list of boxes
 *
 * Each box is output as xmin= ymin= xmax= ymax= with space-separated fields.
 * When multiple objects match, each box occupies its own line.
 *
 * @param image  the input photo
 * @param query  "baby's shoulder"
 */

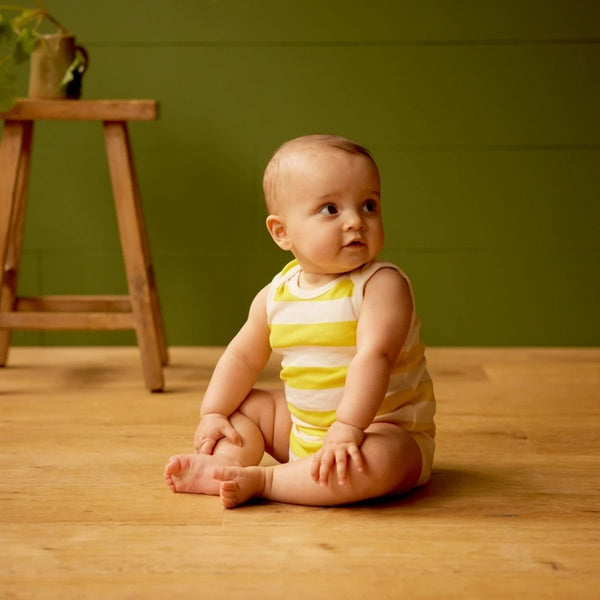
xmin=354 ymin=260 xmax=407 ymax=287
xmin=348 ymin=261 xmax=412 ymax=313
xmin=364 ymin=265 xmax=410 ymax=296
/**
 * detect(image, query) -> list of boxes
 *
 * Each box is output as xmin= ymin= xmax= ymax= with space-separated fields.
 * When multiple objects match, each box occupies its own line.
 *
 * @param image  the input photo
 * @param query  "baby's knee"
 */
xmin=364 ymin=426 xmax=424 ymax=491
xmin=235 ymin=389 xmax=275 ymax=430
xmin=236 ymin=388 xmax=290 ymax=462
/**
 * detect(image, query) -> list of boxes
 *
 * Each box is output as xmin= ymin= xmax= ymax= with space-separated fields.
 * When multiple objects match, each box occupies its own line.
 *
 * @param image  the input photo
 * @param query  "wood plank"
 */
xmin=15 ymin=295 xmax=132 ymax=313
xmin=0 ymin=311 xmax=135 ymax=330
xmin=0 ymin=120 xmax=33 ymax=365
xmin=0 ymin=347 xmax=598 ymax=599
xmin=0 ymin=99 xmax=158 ymax=121
xmin=103 ymin=121 xmax=165 ymax=390
xmin=0 ymin=122 xmax=26 ymax=277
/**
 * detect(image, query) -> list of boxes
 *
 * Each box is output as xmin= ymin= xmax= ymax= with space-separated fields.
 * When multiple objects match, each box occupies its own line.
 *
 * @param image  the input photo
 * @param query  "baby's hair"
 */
xmin=263 ymin=134 xmax=377 ymax=213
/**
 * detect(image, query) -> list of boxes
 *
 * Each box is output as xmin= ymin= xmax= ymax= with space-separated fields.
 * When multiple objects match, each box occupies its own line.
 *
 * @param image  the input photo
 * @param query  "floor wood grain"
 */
xmin=1 ymin=347 xmax=599 ymax=599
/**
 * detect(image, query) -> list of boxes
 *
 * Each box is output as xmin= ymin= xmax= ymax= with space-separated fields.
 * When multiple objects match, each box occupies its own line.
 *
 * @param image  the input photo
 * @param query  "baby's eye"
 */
xmin=362 ymin=199 xmax=378 ymax=213
xmin=319 ymin=204 xmax=339 ymax=216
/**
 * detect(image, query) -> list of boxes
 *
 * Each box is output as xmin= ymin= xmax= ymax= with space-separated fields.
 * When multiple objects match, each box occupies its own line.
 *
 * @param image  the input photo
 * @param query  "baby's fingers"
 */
xmin=335 ymin=450 xmax=349 ymax=485
xmin=348 ymin=444 xmax=364 ymax=473
xmin=198 ymin=437 xmax=217 ymax=455
xmin=310 ymin=451 xmax=322 ymax=482
xmin=222 ymin=423 xmax=243 ymax=447
xmin=318 ymin=450 xmax=335 ymax=487
xmin=335 ymin=446 xmax=362 ymax=485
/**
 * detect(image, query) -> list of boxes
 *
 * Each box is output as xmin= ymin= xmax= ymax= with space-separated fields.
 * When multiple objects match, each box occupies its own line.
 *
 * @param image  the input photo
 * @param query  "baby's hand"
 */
xmin=311 ymin=421 xmax=365 ymax=487
xmin=193 ymin=413 xmax=242 ymax=454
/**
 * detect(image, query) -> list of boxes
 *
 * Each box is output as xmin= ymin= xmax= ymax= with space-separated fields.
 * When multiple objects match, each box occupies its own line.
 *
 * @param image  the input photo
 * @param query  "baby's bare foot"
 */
xmin=164 ymin=454 xmax=238 ymax=495
xmin=213 ymin=466 xmax=266 ymax=508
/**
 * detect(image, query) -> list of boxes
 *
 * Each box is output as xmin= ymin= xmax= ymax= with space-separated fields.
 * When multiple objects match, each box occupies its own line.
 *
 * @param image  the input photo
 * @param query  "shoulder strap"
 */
xmin=266 ymin=259 xmax=301 ymax=317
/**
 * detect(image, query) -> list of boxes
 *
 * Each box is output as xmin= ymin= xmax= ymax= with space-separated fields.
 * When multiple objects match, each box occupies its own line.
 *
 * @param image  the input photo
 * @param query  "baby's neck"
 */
xmin=297 ymin=270 xmax=342 ymax=289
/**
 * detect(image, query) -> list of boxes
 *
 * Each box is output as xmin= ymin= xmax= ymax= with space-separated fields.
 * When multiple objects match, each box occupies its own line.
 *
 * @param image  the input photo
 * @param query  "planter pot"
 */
xmin=28 ymin=33 xmax=88 ymax=99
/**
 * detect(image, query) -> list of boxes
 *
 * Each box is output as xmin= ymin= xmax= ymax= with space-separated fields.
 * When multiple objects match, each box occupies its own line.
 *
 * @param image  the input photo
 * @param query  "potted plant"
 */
xmin=0 ymin=3 xmax=88 ymax=111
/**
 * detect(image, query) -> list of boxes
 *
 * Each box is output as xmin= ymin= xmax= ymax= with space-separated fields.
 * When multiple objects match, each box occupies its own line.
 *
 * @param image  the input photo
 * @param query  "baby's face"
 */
xmin=274 ymin=147 xmax=384 ymax=287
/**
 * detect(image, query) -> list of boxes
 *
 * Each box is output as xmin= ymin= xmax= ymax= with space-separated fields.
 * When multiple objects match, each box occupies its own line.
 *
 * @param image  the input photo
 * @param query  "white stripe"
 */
xmin=278 ymin=346 xmax=355 ymax=369
xmin=285 ymin=385 xmax=344 ymax=412
xmin=270 ymin=298 xmax=357 ymax=325
xmin=374 ymin=396 xmax=436 ymax=428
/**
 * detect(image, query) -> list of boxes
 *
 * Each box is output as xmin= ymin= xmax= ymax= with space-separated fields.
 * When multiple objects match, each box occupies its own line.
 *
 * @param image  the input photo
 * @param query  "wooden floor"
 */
xmin=1 ymin=347 xmax=599 ymax=599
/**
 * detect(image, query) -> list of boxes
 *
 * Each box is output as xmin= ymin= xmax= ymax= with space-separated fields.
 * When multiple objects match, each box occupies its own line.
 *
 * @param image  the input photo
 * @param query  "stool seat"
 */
xmin=0 ymin=99 xmax=168 ymax=391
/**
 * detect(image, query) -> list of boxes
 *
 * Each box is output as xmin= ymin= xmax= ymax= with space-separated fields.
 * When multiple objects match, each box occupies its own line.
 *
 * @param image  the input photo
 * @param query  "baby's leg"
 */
xmin=164 ymin=410 xmax=264 ymax=494
xmin=165 ymin=388 xmax=290 ymax=495
xmin=214 ymin=423 xmax=423 ymax=508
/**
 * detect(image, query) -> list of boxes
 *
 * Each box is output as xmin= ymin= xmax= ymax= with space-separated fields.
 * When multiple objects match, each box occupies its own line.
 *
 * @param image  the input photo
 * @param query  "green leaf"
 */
xmin=0 ymin=67 xmax=18 ymax=111
xmin=10 ymin=9 xmax=38 ymax=31
xmin=13 ymin=28 xmax=36 ymax=64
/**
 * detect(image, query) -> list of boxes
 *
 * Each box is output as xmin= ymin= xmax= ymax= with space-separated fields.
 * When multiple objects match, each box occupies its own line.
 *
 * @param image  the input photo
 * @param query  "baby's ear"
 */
xmin=266 ymin=215 xmax=291 ymax=250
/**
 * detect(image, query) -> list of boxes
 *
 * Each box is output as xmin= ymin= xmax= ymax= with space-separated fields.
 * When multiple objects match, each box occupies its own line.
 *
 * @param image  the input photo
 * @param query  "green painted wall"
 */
xmin=3 ymin=0 xmax=599 ymax=346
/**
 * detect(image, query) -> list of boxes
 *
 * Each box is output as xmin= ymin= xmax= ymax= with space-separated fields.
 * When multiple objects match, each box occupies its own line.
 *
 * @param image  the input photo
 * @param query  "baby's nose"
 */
xmin=344 ymin=211 xmax=365 ymax=230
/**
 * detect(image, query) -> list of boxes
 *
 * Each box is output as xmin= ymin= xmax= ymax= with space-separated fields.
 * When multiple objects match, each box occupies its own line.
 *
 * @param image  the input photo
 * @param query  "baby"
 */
xmin=164 ymin=134 xmax=436 ymax=508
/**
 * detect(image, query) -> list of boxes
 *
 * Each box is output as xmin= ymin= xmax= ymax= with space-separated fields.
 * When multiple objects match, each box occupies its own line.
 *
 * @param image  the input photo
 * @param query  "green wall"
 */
xmin=3 ymin=0 xmax=599 ymax=347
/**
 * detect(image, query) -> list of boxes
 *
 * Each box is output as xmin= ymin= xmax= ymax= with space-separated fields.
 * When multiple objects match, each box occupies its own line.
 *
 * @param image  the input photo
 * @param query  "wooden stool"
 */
xmin=0 ymin=99 xmax=168 ymax=391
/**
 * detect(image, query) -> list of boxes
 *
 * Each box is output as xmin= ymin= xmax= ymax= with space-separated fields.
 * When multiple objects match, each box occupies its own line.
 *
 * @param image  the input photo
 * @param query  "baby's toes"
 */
xmin=219 ymin=481 xmax=239 ymax=509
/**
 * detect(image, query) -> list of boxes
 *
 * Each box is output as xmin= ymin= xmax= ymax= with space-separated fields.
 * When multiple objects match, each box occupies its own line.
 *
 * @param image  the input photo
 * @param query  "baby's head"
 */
xmin=262 ymin=134 xmax=384 ymax=282
xmin=262 ymin=134 xmax=379 ymax=215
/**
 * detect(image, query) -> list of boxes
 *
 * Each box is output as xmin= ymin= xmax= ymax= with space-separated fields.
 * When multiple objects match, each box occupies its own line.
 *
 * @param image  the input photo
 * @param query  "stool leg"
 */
xmin=126 ymin=156 xmax=169 ymax=366
xmin=118 ymin=135 xmax=168 ymax=367
xmin=103 ymin=120 xmax=166 ymax=391
xmin=127 ymin=172 xmax=168 ymax=367
xmin=0 ymin=121 xmax=33 ymax=366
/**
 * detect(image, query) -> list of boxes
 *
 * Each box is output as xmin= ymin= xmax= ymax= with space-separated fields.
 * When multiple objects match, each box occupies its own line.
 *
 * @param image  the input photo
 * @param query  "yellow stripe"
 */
xmin=288 ymin=403 xmax=337 ymax=428
xmin=296 ymin=423 xmax=328 ymax=438
xmin=377 ymin=379 xmax=435 ymax=416
xmin=394 ymin=342 xmax=426 ymax=371
xmin=282 ymin=365 xmax=348 ymax=390
xmin=388 ymin=345 xmax=425 ymax=379
xmin=273 ymin=278 xmax=355 ymax=302
xmin=271 ymin=321 xmax=356 ymax=348
xmin=377 ymin=388 xmax=419 ymax=415
xmin=280 ymin=259 xmax=299 ymax=275
xmin=289 ymin=432 xmax=323 ymax=458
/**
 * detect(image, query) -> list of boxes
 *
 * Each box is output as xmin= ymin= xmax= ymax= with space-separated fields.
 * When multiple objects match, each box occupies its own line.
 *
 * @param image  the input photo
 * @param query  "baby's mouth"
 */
xmin=345 ymin=239 xmax=366 ymax=248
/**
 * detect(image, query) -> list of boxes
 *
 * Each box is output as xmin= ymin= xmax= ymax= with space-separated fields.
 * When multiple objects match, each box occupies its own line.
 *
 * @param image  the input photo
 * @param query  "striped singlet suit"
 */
xmin=266 ymin=259 xmax=436 ymax=484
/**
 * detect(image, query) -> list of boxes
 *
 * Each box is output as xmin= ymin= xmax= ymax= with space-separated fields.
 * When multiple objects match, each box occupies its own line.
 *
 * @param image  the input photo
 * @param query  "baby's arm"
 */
xmin=311 ymin=268 xmax=413 ymax=485
xmin=193 ymin=284 xmax=272 ymax=454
